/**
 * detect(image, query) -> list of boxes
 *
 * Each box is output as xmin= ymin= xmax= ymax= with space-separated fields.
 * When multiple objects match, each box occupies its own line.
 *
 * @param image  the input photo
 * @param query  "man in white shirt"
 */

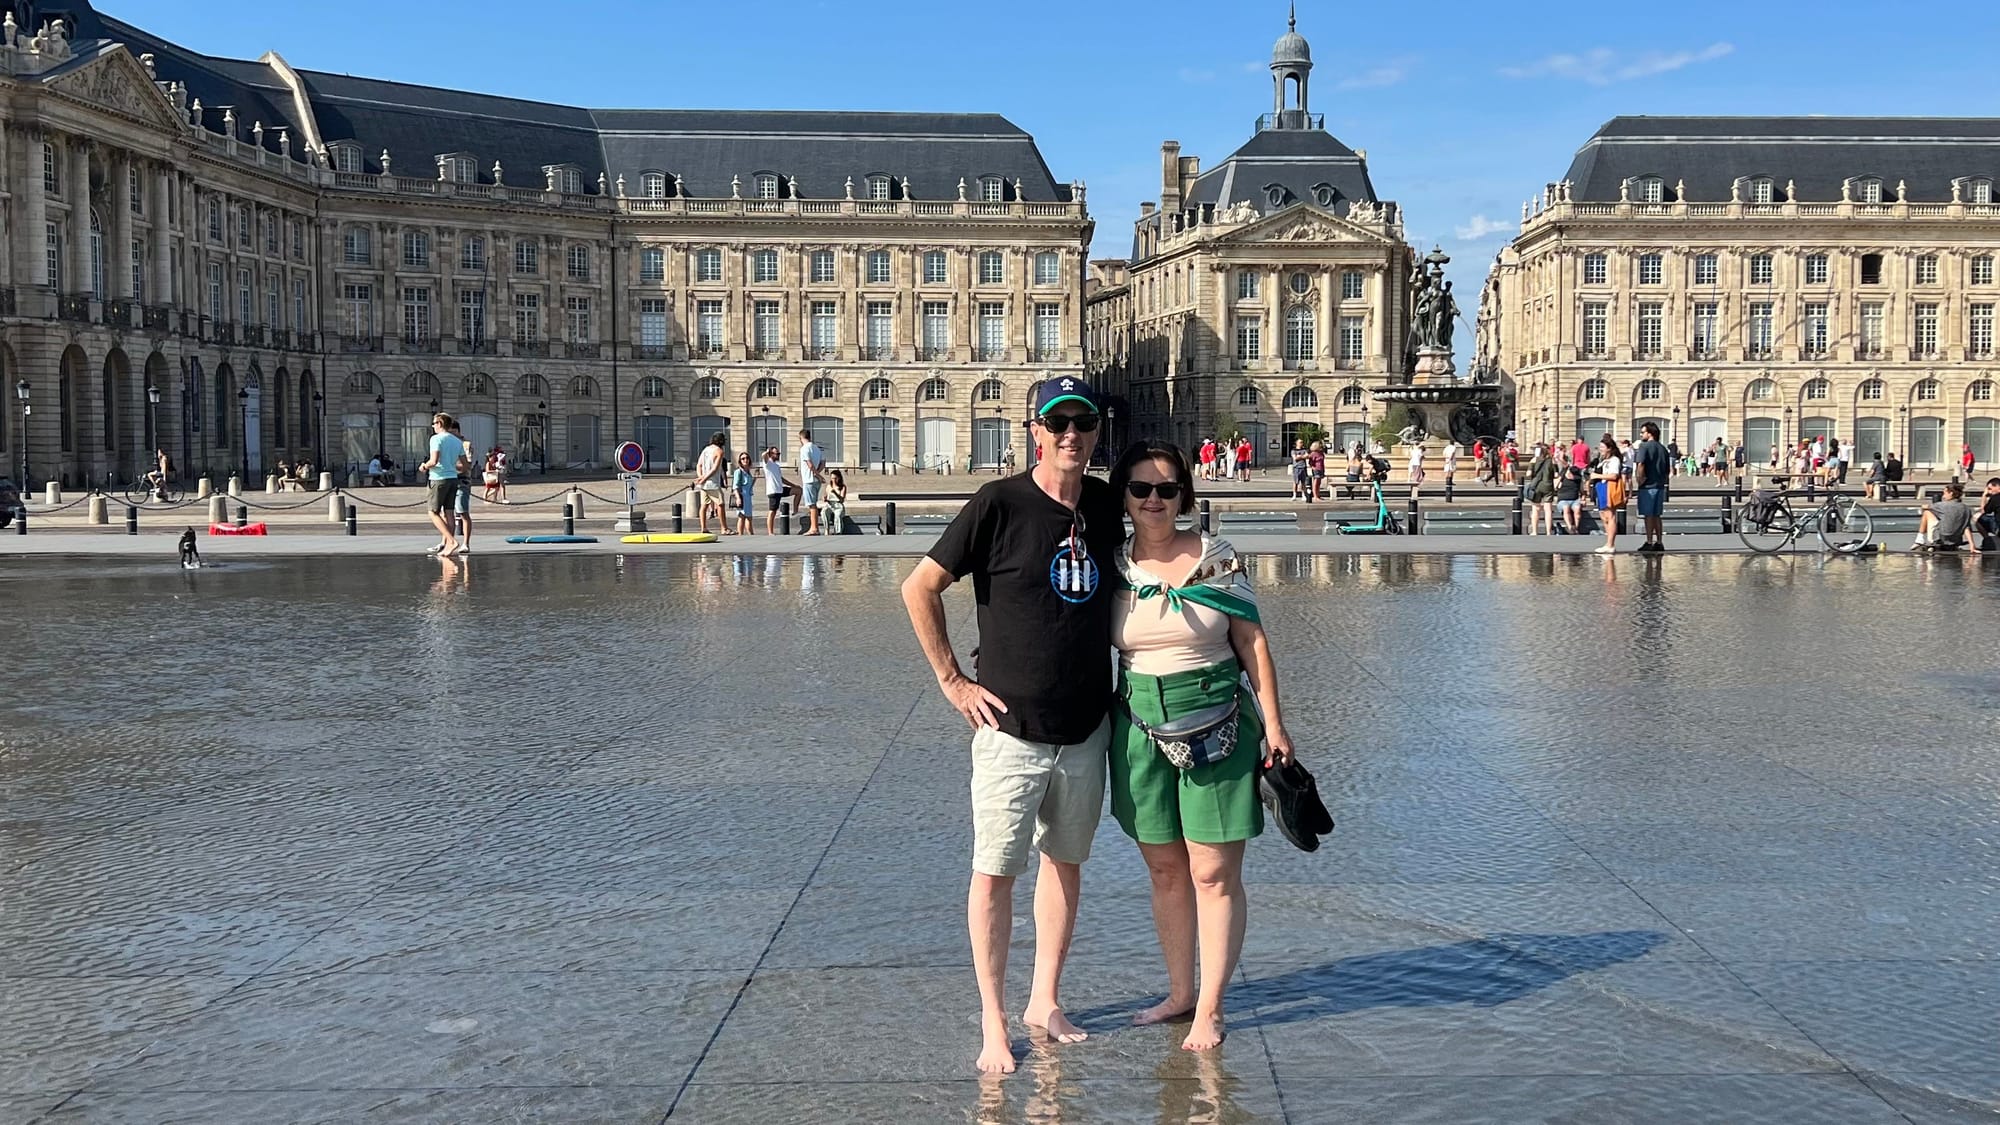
xmin=1441 ymin=441 xmax=1461 ymax=485
xmin=1407 ymin=443 xmax=1426 ymax=493
xmin=694 ymin=432 xmax=729 ymax=535
xmin=1836 ymin=439 xmax=1853 ymax=484
xmin=797 ymin=428 xmax=827 ymax=535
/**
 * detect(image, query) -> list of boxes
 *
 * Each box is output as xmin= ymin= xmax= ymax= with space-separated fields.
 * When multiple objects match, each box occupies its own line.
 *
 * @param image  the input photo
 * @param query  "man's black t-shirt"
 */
xmin=927 ymin=472 xmax=1124 ymax=745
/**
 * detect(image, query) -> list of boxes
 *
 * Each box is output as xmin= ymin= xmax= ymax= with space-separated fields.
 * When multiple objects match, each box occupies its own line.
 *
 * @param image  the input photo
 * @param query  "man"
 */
xmin=1441 ymin=439 xmax=1461 ymax=486
xmin=901 ymin=377 xmax=1121 ymax=1075
xmin=1631 ymin=421 xmax=1672 ymax=553
xmin=1836 ymin=438 xmax=1854 ymax=485
xmin=1235 ymin=434 xmax=1253 ymax=482
xmin=1977 ymin=477 xmax=2000 ymax=550
xmin=448 ymin=418 xmax=474 ymax=554
xmin=1885 ymin=451 xmax=1906 ymax=501
xmin=693 ymin=432 xmax=729 ymax=535
xmin=368 ymin=453 xmax=385 ymax=486
xmin=760 ymin=447 xmax=788 ymax=535
xmin=1570 ymin=435 xmax=1589 ymax=472
xmin=1964 ymin=443 xmax=1978 ymax=480
xmin=797 ymin=429 xmax=827 ymax=535
xmin=417 ymin=412 xmax=465 ymax=556
xmin=1914 ymin=481 xmax=1978 ymax=552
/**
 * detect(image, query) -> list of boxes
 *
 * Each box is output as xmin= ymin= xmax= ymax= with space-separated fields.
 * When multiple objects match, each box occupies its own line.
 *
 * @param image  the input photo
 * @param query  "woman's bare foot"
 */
xmin=1181 ymin=1011 xmax=1226 ymax=1051
xmin=1023 ymin=1004 xmax=1087 ymax=1043
xmin=1132 ymin=996 xmax=1196 ymax=1026
xmin=976 ymin=1015 xmax=1016 ymax=1074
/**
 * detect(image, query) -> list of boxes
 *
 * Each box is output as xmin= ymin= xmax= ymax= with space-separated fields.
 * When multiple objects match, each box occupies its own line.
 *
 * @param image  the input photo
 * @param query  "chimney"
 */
xmin=1160 ymin=141 xmax=1182 ymax=214
xmin=1179 ymin=155 xmax=1201 ymax=200
xmin=1139 ymin=201 xmax=1156 ymax=218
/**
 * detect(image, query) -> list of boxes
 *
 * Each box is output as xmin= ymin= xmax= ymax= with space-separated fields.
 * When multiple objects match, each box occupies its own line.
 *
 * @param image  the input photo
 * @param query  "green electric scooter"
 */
xmin=1335 ymin=474 xmax=1403 ymax=535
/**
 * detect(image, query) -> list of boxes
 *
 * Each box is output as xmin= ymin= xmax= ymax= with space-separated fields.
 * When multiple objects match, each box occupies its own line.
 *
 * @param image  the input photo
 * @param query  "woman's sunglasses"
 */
xmin=1038 ymin=413 xmax=1101 ymax=434
xmin=1124 ymin=481 xmax=1184 ymax=500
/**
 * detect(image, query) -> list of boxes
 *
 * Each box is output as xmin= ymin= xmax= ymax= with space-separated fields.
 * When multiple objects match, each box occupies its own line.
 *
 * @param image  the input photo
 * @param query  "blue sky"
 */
xmin=110 ymin=0 xmax=2000 ymax=285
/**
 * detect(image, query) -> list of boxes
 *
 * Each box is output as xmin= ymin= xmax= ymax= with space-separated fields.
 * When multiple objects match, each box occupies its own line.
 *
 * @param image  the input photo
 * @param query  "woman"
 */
xmin=821 ymin=468 xmax=848 ymax=534
xmin=1589 ymin=434 xmax=1624 ymax=555
xmin=1305 ymin=441 xmax=1326 ymax=503
xmin=1526 ymin=443 xmax=1557 ymax=534
xmin=731 ymin=451 xmax=757 ymax=536
xmin=482 ymin=448 xmax=503 ymax=502
xmin=1556 ymin=456 xmax=1584 ymax=535
xmin=1341 ymin=443 xmax=1360 ymax=500
xmin=1108 ymin=440 xmax=1294 ymax=1053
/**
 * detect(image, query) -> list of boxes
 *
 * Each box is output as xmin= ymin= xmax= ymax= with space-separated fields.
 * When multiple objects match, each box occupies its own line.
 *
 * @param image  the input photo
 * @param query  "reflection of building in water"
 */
xmin=1491 ymin=117 xmax=2000 ymax=471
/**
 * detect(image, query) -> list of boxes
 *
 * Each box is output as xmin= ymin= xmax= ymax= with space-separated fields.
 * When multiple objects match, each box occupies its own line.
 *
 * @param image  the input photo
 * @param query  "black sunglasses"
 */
xmin=1124 ymin=481 xmax=1183 ymax=501
xmin=1038 ymin=413 xmax=1101 ymax=434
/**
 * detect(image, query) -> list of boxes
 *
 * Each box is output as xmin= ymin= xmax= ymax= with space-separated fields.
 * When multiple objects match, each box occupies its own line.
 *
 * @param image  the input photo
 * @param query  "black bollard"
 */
xmin=235 ymin=503 xmax=248 ymax=526
xmin=780 ymin=500 xmax=792 ymax=536
xmin=1445 ymin=477 xmax=1455 ymax=503
xmin=126 ymin=504 xmax=139 ymax=536
xmin=1720 ymin=493 xmax=1734 ymax=532
xmin=884 ymin=501 xmax=898 ymax=536
xmin=345 ymin=503 xmax=357 ymax=536
xmin=1199 ymin=498 xmax=1212 ymax=535
xmin=1805 ymin=476 xmax=1816 ymax=502
xmin=563 ymin=502 xmax=575 ymax=537
xmin=1509 ymin=492 xmax=1524 ymax=535
xmin=1407 ymin=496 xmax=1421 ymax=535
xmin=671 ymin=502 xmax=684 ymax=535
xmin=14 ymin=507 xmax=24 ymax=535
xmin=1735 ymin=473 xmax=1746 ymax=500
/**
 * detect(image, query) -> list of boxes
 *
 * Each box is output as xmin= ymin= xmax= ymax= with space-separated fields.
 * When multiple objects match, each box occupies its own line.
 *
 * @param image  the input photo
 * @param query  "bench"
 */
xmin=1418 ymin=508 xmax=1512 ymax=535
xmin=1215 ymin=511 xmax=1300 ymax=533
xmin=899 ymin=513 xmax=953 ymax=534
xmin=845 ymin=513 xmax=884 ymax=534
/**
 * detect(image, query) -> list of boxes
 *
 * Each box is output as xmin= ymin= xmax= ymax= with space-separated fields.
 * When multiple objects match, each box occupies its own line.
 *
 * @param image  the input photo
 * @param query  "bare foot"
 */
xmin=976 ymin=1015 xmax=1016 ymax=1074
xmin=1023 ymin=1004 xmax=1087 ymax=1043
xmin=1181 ymin=1011 xmax=1226 ymax=1051
xmin=1133 ymin=996 xmax=1196 ymax=1026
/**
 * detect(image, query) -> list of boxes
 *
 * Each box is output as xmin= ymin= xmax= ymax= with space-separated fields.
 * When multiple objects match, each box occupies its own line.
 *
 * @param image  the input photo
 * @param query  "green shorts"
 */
xmin=1110 ymin=659 xmax=1263 ymax=845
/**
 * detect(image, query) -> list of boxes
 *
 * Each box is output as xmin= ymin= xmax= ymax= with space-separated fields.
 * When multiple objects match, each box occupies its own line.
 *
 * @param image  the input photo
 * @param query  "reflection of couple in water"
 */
xmin=904 ymin=377 xmax=1308 ymax=1076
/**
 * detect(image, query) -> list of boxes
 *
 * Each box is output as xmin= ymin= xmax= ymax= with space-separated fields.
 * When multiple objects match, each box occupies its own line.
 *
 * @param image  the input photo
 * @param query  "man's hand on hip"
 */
xmin=942 ymin=673 xmax=1008 ymax=730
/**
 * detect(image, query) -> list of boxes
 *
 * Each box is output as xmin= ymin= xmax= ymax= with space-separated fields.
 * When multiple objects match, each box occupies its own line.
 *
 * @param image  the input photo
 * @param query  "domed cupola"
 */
xmin=1269 ymin=5 xmax=1313 ymax=129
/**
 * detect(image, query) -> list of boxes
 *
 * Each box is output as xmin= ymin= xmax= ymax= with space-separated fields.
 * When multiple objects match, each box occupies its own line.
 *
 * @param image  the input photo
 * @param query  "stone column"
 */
xmin=18 ymin=126 xmax=47 ymax=291
xmin=111 ymin=151 xmax=133 ymax=300
xmin=69 ymin=139 xmax=91 ymax=295
xmin=1318 ymin=267 xmax=1334 ymax=369
xmin=152 ymin=166 xmax=173 ymax=305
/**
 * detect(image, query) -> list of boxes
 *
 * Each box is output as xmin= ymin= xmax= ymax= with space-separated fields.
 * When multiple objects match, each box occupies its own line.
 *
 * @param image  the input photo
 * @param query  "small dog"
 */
xmin=178 ymin=526 xmax=201 ymax=569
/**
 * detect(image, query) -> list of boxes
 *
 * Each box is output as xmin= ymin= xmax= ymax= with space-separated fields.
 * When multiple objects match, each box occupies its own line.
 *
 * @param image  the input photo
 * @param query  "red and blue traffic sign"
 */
xmin=615 ymin=441 xmax=645 ymax=473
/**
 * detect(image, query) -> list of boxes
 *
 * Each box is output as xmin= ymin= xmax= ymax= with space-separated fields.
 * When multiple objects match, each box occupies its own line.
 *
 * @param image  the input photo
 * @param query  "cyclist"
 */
xmin=145 ymin=448 xmax=172 ymax=501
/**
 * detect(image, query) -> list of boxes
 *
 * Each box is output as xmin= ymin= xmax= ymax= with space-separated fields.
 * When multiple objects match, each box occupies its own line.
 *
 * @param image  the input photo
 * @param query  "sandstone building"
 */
xmin=1487 ymin=117 xmax=2000 ymax=469
xmin=1086 ymin=15 xmax=1414 ymax=462
xmin=0 ymin=0 xmax=1089 ymax=489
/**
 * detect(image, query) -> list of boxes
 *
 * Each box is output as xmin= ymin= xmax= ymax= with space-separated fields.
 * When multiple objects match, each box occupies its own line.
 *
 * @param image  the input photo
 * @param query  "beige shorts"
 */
xmin=969 ymin=717 xmax=1109 ymax=877
xmin=696 ymin=486 xmax=726 ymax=510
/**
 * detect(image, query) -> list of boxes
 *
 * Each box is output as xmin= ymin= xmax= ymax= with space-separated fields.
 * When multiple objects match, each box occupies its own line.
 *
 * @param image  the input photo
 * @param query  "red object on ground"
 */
xmin=208 ymin=522 xmax=269 ymax=536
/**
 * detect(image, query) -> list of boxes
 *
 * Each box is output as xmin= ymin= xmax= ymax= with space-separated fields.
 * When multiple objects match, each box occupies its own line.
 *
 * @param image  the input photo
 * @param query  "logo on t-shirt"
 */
xmin=1048 ymin=541 xmax=1100 ymax=603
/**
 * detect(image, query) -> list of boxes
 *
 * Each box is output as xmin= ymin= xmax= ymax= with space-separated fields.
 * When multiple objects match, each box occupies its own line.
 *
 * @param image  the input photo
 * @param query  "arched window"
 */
xmin=1859 ymin=378 xmax=1885 ymax=402
xmin=639 ymin=376 xmax=667 ymax=399
xmin=640 ymin=172 xmax=668 ymax=199
xmin=1748 ymin=177 xmax=1775 ymax=204
xmin=1636 ymin=175 xmax=1665 ymax=203
xmin=696 ymin=376 xmax=722 ymax=399
xmin=568 ymin=375 xmax=598 ymax=398
xmin=1637 ymin=378 xmax=1665 ymax=401
xmin=1856 ymin=176 xmax=1884 ymax=204
xmin=866 ymin=174 xmax=893 ymax=201
xmin=1803 ymin=377 xmax=1831 ymax=401
xmin=517 ymin=374 xmax=548 ymax=400
xmin=1283 ymin=307 xmax=1316 ymax=360
xmin=754 ymin=173 xmax=782 ymax=199
xmin=809 ymin=377 xmax=838 ymax=400
xmin=978 ymin=175 xmax=1005 ymax=203
xmin=1969 ymin=179 xmax=1995 ymax=206
xmin=461 ymin=373 xmax=495 ymax=397
xmin=751 ymin=376 xmax=781 ymax=399
xmin=404 ymin=371 xmax=442 ymax=400
xmin=1972 ymin=379 xmax=1995 ymax=402
xmin=1339 ymin=385 xmax=1366 ymax=406
xmin=1747 ymin=378 xmax=1777 ymax=401
xmin=1580 ymin=378 xmax=1608 ymax=401
xmin=344 ymin=372 xmax=380 ymax=397
xmin=1237 ymin=385 xmax=1259 ymax=406
xmin=974 ymin=378 xmax=1004 ymax=402
xmin=1915 ymin=377 xmax=1941 ymax=402
xmin=1282 ymin=386 xmax=1319 ymax=409
xmin=920 ymin=378 xmax=948 ymax=402
xmin=1693 ymin=377 xmax=1720 ymax=401
xmin=88 ymin=210 xmax=103 ymax=297
xmin=864 ymin=377 xmax=893 ymax=401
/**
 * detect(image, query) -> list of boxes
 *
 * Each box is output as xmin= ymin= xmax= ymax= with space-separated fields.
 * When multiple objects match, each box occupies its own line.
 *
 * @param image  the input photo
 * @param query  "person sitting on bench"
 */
xmin=1913 ymin=481 xmax=1978 ymax=552
xmin=1976 ymin=477 xmax=2000 ymax=552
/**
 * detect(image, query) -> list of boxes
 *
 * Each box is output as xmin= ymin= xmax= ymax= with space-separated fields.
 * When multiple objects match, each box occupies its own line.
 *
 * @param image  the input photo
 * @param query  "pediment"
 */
xmin=1218 ymin=204 xmax=1395 ymax=248
xmin=44 ymin=47 xmax=183 ymax=132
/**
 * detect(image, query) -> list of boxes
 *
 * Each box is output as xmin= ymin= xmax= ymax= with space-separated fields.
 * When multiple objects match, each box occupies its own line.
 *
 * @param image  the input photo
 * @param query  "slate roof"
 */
xmin=1563 ymin=116 xmax=2000 ymax=203
xmin=20 ymin=0 xmax=1072 ymax=198
xmin=1134 ymin=124 xmax=1385 ymax=259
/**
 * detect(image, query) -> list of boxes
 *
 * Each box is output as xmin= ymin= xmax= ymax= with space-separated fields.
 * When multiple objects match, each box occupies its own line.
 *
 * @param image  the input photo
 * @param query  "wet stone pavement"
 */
xmin=3 ymin=551 xmax=2000 ymax=1124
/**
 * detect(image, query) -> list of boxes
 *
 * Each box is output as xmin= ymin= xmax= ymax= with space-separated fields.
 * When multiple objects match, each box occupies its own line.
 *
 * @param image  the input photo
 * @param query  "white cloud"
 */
xmin=1500 ymin=42 xmax=1733 ymax=85
xmin=1177 ymin=67 xmax=1216 ymax=84
xmin=1454 ymin=214 xmax=1515 ymax=241
xmin=1337 ymin=63 xmax=1407 ymax=91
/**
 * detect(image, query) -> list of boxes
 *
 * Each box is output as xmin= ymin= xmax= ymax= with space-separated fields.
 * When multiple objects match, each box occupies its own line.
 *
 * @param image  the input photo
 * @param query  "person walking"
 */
xmin=730 ymin=451 xmax=756 ymax=536
xmin=1442 ymin=440 xmax=1461 ymax=488
xmin=1107 ymin=439 xmax=1295 ymax=1053
xmin=798 ymin=428 xmax=827 ymax=535
xmin=901 ymin=378 xmax=1122 ymax=1075
xmin=694 ymin=432 xmax=729 ymax=535
xmin=761 ymin=446 xmax=787 ymax=535
xmin=1631 ymin=421 xmax=1671 ymax=553
xmin=417 ymin=412 xmax=465 ymax=557
xmin=1589 ymin=434 xmax=1625 ymax=555
xmin=481 ymin=447 xmax=502 ymax=503
xmin=1963 ymin=443 xmax=1977 ymax=480
xmin=447 ymin=418 xmax=474 ymax=554
xmin=1406 ymin=442 xmax=1425 ymax=495
xmin=1526 ymin=443 xmax=1557 ymax=534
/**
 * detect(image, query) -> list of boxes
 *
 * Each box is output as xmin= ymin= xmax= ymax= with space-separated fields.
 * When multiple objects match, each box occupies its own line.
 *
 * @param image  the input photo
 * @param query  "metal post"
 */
xmin=884 ymin=501 xmax=897 ymax=536
xmin=126 ymin=504 xmax=138 ymax=535
xmin=780 ymin=500 xmax=792 ymax=536
xmin=1444 ymin=477 xmax=1454 ymax=503
xmin=13 ymin=507 xmax=23 ymax=534
xmin=671 ymin=502 xmax=684 ymax=535
xmin=563 ymin=502 xmax=576 ymax=537
xmin=1199 ymin=498 xmax=1212 ymax=534
xmin=1720 ymin=493 xmax=1734 ymax=532
xmin=1509 ymin=492 xmax=1523 ymax=535
xmin=345 ymin=503 xmax=357 ymax=536
xmin=1735 ymin=473 xmax=1745 ymax=500
xmin=235 ymin=503 xmax=248 ymax=526
xmin=1407 ymin=496 xmax=1421 ymax=534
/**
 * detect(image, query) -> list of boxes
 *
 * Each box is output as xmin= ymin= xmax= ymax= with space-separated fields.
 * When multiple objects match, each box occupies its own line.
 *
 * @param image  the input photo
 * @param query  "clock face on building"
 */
xmin=1290 ymin=271 xmax=1312 ymax=294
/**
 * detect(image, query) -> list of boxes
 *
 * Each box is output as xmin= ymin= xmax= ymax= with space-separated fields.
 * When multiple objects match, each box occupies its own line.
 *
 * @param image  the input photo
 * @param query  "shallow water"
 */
xmin=3 ymin=553 xmax=1998 ymax=1123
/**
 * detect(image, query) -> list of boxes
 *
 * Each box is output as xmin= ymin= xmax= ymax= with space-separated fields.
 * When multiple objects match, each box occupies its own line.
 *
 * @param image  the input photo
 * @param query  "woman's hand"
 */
xmin=1263 ymin=722 xmax=1296 ymax=767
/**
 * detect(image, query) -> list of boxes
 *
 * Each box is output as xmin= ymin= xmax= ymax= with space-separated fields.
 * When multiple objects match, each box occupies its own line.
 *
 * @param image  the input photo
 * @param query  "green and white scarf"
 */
xmin=1119 ymin=535 xmax=1260 ymax=624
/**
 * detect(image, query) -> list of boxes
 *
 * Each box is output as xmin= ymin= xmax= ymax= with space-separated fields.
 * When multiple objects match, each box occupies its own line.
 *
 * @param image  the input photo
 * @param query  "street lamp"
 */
xmin=312 ymin=391 xmax=324 ymax=468
xmin=1783 ymin=405 xmax=1793 ymax=451
xmin=14 ymin=379 xmax=29 ymax=489
xmin=877 ymin=405 xmax=889 ymax=474
xmin=537 ymin=399 xmax=548 ymax=472
xmin=1671 ymin=405 xmax=1680 ymax=448
xmin=641 ymin=403 xmax=653 ymax=471
xmin=374 ymin=393 xmax=386 ymax=465
xmin=145 ymin=384 xmax=160 ymax=464
xmin=238 ymin=387 xmax=250 ymax=482
xmin=1106 ymin=405 xmax=1117 ymax=459
xmin=1899 ymin=404 xmax=1910 ymax=462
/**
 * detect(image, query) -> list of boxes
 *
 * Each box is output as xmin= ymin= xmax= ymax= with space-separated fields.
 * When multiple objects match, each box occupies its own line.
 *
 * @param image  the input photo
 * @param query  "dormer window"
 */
xmin=544 ymin=165 xmax=585 ymax=195
xmin=640 ymin=172 xmax=668 ymax=199
xmin=1970 ymin=178 xmax=1994 ymax=205
xmin=1265 ymin=184 xmax=1289 ymax=208
xmin=327 ymin=142 xmax=363 ymax=174
xmin=867 ymin=174 xmax=893 ymax=201
xmin=1856 ymin=176 xmax=1884 ymax=204
xmin=1748 ymin=176 xmax=1775 ymax=204
xmin=1311 ymin=183 xmax=1336 ymax=208
xmin=978 ymin=175 xmax=1005 ymax=203
xmin=437 ymin=153 xmax=477 ymax=184
xmin=754 ymin=173 xmax=782 ymax=200
xmin=1636 ymin=176 xmax=1665 ymax=204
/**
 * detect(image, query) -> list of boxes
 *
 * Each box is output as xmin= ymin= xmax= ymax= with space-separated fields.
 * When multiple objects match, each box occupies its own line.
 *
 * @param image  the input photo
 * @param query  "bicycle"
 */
xmin=1734 ymin=479 xmax=1873 ymax=554
xmin=123 ymin=477 xmax=185 ymax=506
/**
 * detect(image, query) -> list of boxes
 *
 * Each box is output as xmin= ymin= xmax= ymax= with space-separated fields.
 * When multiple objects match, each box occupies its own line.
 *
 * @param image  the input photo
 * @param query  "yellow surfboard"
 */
xmin=619 ymin=533 xmax=719 ymax=544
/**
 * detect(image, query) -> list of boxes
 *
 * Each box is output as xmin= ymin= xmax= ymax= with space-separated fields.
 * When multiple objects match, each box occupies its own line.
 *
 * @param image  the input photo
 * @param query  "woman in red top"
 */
xmin=1306 ymin=441 xmax=1327 ymax=502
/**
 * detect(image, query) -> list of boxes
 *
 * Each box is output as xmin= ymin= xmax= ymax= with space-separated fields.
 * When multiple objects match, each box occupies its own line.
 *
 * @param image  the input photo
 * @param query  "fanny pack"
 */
xmin=1124 ymin=698 xmax=1240 ymax=771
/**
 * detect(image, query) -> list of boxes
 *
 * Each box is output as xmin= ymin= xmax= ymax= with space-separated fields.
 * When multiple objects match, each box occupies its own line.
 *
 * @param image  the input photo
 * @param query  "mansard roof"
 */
xmin=1563 ymin=116 xmax=2000 ymax=202
xmin=1185 ymin=126 xmax=1378 ymax=216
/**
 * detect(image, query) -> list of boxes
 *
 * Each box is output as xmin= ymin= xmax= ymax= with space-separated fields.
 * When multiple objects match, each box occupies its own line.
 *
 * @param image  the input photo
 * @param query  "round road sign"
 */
xmin=615 ymin=441 xmax=645 ymax=473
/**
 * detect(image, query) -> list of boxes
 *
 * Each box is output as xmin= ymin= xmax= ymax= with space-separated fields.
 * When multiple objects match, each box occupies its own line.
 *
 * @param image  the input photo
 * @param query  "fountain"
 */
xmin=1371 ymin=247 xmax=1504 ymax=450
